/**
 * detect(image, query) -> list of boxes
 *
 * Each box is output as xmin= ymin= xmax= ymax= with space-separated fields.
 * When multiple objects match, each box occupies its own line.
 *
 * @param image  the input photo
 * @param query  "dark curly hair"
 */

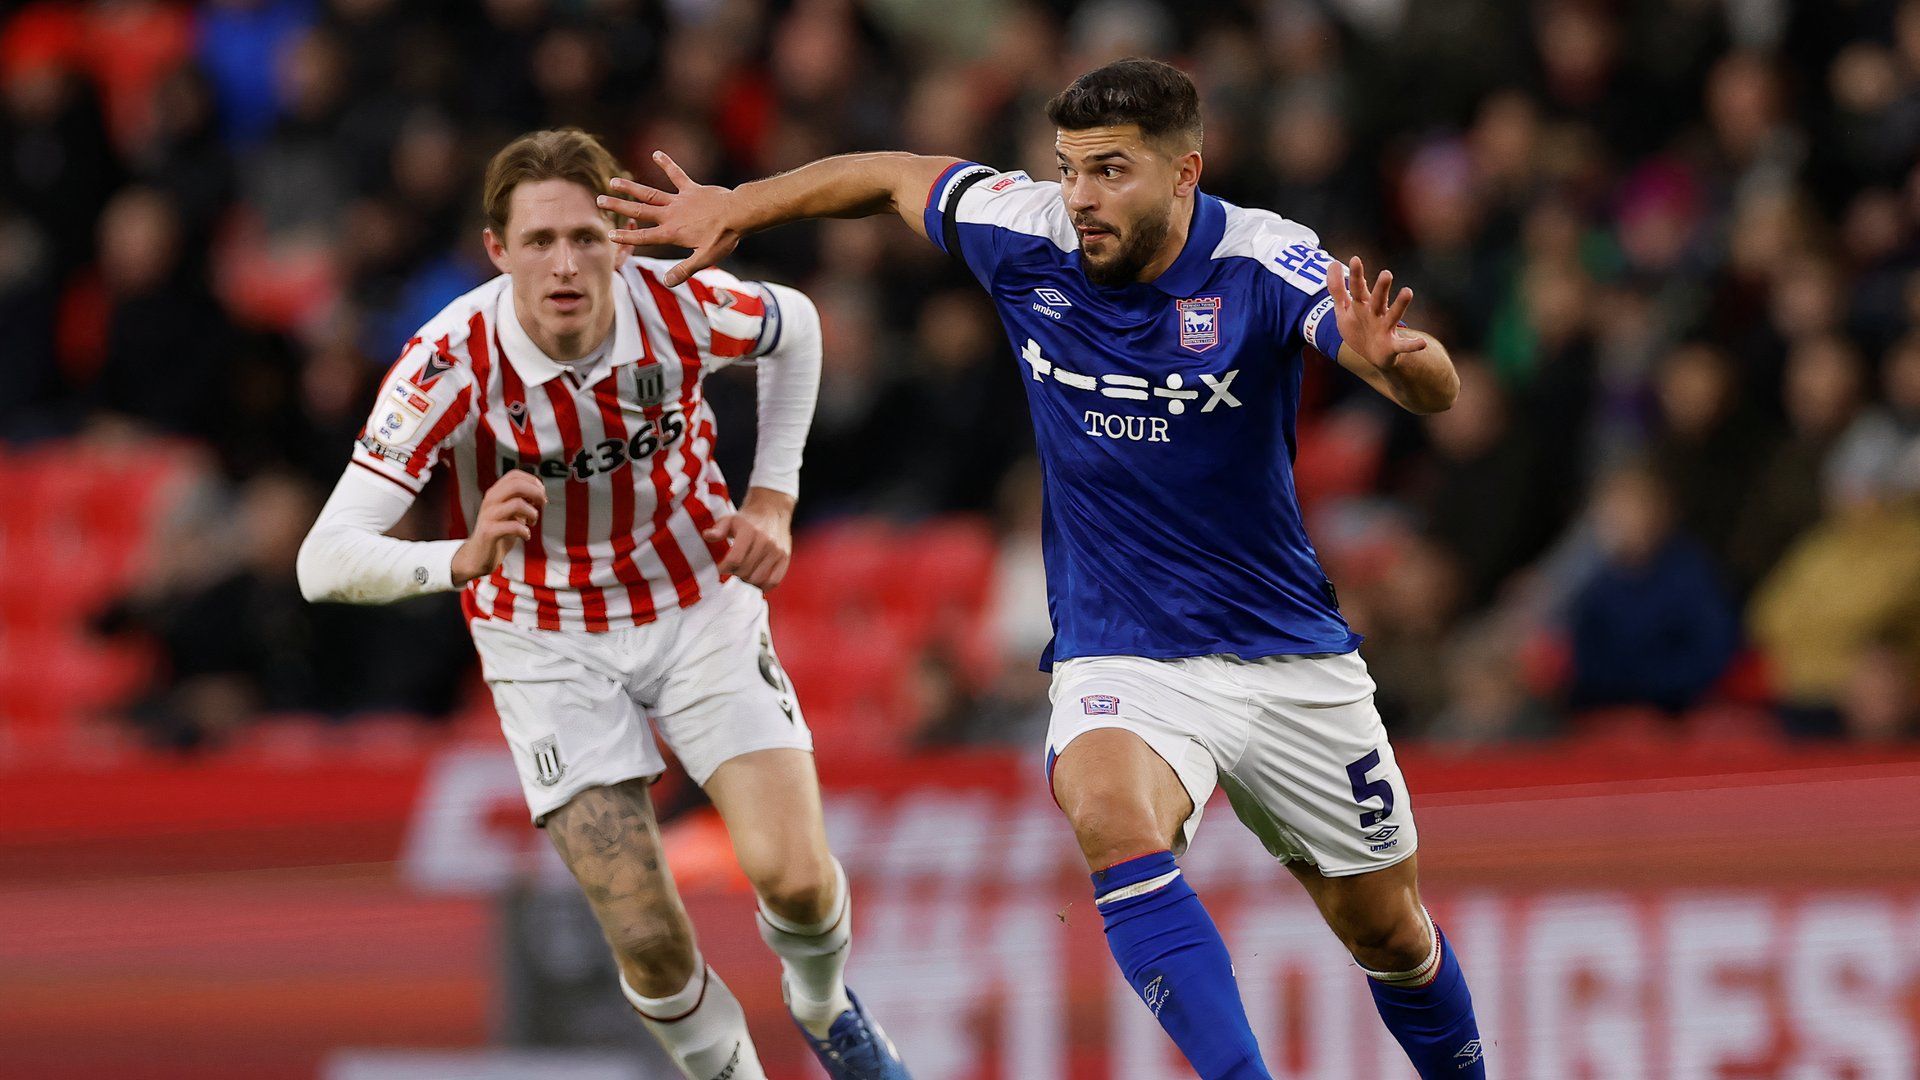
xmin=1045 ymin=58 xmax=1204 ymax=153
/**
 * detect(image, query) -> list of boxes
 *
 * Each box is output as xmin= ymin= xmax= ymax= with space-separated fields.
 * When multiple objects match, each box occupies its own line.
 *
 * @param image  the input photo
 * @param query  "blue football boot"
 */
xmin=790 ymin=988 xmax=911 ymax=1080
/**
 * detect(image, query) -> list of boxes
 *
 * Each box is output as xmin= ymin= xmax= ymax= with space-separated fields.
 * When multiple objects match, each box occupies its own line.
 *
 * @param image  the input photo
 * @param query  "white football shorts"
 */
xmin=470 ymin=577 xmax=811 ymax=823
xmin=1045 ymin=650 xmax=1417 ymax=876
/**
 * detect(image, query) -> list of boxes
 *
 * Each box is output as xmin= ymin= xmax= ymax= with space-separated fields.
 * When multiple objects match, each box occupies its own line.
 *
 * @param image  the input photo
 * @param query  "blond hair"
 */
xmin=482 ymin=128 xmax=626 ymax=235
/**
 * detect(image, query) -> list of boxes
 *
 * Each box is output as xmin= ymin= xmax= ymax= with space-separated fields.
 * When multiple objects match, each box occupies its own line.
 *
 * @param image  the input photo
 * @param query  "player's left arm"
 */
xmin=695 ymin=277 xmax=823 ymax=590
xmin=1327 ymin=256 xmax=1459 ymax=415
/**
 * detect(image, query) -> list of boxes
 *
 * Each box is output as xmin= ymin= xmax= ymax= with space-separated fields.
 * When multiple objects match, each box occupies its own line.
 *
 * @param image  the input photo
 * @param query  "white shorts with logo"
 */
xmin=470 ymin=577 xmax=811 ymax=823
xmin=1045 ymin=650 xmax=1416 ymax=876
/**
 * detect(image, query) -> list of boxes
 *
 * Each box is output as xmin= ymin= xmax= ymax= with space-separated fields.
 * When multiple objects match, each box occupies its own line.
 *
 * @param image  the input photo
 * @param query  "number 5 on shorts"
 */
xmin=1346 ymin=748 xmax=1394 ymax=829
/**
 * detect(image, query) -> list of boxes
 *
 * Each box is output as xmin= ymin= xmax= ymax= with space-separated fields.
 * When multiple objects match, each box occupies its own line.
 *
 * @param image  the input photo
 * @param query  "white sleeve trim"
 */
xmin=744 ymin=282 xmax=821 ymax=498
xmin=949 ymin=171 xmax=1077 ymax=250
xmin=297 ymin=467 xmax=463 ymax=604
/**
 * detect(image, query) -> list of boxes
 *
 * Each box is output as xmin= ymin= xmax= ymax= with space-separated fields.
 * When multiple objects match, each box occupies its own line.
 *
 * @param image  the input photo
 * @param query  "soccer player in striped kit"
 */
xmin=600 ymin=60 xmax=1488 ymax=1080
xmin=298 ymin=129 xmax=911 ymax=1080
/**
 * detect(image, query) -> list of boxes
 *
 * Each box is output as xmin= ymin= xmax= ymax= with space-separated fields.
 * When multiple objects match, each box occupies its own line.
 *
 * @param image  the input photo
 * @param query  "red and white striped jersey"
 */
xmin=352 ymin=258 xmax=780 ymax=632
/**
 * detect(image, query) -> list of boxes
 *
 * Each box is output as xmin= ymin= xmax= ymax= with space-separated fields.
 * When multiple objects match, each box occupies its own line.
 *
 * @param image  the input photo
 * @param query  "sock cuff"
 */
xmin=1092 ymin=849 xmax=1179 ymax=900
xmin=1361 ymin=907 xmax=1444 ymax=988
xmin=622 ymin=958 xmax=712 ymax=1023
xmin=757 ymin=858 xmax=849 ymax=938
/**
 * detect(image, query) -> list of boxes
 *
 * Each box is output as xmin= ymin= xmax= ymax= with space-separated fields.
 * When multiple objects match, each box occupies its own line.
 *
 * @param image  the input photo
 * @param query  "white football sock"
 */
xmin=621 ymin=961 xmax=767 ymax=1080
xmin=756 ymin=857 xmax=854 ymax=1037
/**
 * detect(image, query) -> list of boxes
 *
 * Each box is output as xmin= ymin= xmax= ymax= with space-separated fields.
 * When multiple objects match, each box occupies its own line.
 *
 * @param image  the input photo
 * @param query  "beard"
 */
xmin=1079 ymin=202 xmax=1174 ymax=286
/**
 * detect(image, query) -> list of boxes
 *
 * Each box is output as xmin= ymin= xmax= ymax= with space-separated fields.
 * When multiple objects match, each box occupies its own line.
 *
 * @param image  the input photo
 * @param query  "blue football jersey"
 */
xmin=924 ymin=161 xmax=1363 ymax=667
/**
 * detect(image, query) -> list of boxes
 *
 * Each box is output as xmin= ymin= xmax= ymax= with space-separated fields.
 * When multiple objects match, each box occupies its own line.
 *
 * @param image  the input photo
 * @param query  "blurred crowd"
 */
xmin=3 ymin=0 xmax=1919 ymax=751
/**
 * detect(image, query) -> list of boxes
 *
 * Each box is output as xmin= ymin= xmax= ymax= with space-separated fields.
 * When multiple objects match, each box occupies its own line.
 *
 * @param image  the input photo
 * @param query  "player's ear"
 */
xmin=1174 ymin=149 xmax=1202 ymax=198
xmin=483 ymin=228 xmax=511 ymax=274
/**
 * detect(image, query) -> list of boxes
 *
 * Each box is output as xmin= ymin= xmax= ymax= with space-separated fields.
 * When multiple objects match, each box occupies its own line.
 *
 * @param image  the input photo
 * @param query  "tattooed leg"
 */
xmin=544 ymin=778 xmax=697 ymax=996
xmin=546 ymin=779 xmax=768 ymax=1080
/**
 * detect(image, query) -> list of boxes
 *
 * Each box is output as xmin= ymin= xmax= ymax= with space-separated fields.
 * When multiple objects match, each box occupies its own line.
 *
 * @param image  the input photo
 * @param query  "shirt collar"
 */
xmin=1149 ymin=192 xmax=1225 ymax=296
xmin=496 ymin=276 xmax=643 ymax=387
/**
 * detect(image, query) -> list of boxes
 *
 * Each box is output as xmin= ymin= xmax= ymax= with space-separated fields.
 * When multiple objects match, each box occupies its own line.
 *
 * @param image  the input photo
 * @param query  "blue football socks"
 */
xmin=1094 ymin=850 xmax=1271 ymax=1080
xmin=1365 ymin=919 xmax=1486 ymax=1078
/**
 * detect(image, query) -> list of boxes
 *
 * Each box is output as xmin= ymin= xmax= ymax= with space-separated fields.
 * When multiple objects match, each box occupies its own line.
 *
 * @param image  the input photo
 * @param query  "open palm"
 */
xmin=597 ymin=152 xmax=740 ymax=287
xmin=1328 ymin=256 xmax=1427 ymax=370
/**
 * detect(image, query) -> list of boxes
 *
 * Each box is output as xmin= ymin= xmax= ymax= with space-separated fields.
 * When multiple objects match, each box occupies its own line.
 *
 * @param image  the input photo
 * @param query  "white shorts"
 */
xmin=1045 ymin=650 xmax=1417 ymax=876
xmin=471 ymin=577 xmax=812 ymax=823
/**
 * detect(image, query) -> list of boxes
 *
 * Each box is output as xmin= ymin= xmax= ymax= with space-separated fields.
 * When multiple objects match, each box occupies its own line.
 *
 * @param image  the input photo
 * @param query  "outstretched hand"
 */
xmin=1328 ymin=256 xmax=1427 ymax=371
xmin=598 ymin=152 xmax=740 ymax=287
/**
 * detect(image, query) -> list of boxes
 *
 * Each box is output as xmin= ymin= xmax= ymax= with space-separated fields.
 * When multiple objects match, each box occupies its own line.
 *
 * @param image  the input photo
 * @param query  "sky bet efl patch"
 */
xmin=372 ymin=383 xmax=431 ymax=448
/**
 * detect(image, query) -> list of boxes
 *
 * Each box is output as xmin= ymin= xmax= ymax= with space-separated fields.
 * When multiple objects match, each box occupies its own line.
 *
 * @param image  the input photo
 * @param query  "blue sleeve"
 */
xmin=1266 ymin=242 xmax=1345 ymax=360
xmin=921 ymin=161 xmax=983 ymax=254
xmin=924 ymin=162 xmax=1059 ymax=289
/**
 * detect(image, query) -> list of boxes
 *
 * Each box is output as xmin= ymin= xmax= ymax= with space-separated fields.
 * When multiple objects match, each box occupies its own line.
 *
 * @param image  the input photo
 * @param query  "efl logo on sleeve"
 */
xmin=1176 ymin=296 xmax=1222 ymax=352
xmin=1081 ymin=694 xmax=1120 ymax=716
xmin=373 ymin=383 xmax=430 ymax=447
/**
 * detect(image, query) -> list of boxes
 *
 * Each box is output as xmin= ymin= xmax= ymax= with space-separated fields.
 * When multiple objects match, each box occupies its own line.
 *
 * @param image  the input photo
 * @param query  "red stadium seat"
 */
xmin=1567 ymin=706 xmax=1678 ymax=753
xmin=772 ymin=610 xmax=917 ymax=754
xmin=785 ymin=519 xmax=895 ymax=615
xmin=875 ymin=517 xmax=997 ymax=650
xmin=1710 ymin=648 xmax=1774 ymax=707
xmin=1293 ymin=410 xmax=1386 ymax=509
xmin=1682 ymin=703 xmax=1785 ymax=749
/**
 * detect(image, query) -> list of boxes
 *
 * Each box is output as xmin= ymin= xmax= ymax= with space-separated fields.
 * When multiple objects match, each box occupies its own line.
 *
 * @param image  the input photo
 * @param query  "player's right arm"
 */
xmin=297 ymin=338 xmax=545 ymax=603
xmin=298 ymin=468 xmax=545 ymax=602
xmin=600 ymin=151 xmax=961 ymax=287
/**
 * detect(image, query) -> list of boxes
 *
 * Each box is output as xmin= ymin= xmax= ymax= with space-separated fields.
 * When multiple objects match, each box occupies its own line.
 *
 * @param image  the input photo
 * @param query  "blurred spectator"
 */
xmin=1491 ymin=260 xmax=1600 ymax=526
xmin=1262 ymin=88 xmax=1372 ymax=254
xmin=1648 ymin=342 xmax=1774 ymax=569
xmin=195 ymin=0 xmax=319 ymax=144
xmin=240 ymin=27 xmax=351 ymax=241
xmin=1407 ymin=359 xmax=1553 ymax=606
xmin=0 ymin=201 xmax=64 ymax=437
xmin=1565 ymin=463 xmax=1738 ymax=713
xmin=1361 ymin=535 xmax=1467 ymax=736
xmin=97 ymin=473 xmax=322 ymax=749
xmin=1751 ymin=357 xmax=1920 ymax=736
xmin=1729 ymin=335 xmax=1866 ymax=591
xmin=89 ymin=187 xmax=234 ymax=441
xmin=1426 ymin=620 xmax=1559 ymax=746
xmin=1 ymin=46 xmax=123 ymax=280
xmin=1839 ymin=641 xmax=1920 ymax=743
xmin=872 ymin=288 xmax=1031 ymax=516
xmin=1826 ymin=331 xmax=1920 ymax=503
xmin=98 ymin=471 xmax=470 ymax=749
xmin=135 ymin=64 xmax=235 ymax=250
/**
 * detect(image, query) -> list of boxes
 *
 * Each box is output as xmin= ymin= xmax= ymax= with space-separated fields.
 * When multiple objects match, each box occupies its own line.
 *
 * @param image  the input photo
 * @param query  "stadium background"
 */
xmin=3 ymin=0 xmax=1920 ymax=1077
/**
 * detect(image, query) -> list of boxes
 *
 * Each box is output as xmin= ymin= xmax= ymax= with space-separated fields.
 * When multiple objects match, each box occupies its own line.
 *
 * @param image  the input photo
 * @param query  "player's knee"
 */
xmin=749 ymin=855 xmax=838 ymax=925
xmin=1333 ymin=905 xmax=1430 ymax=973
xmin=1061 ymin=795 xmax=1168 ymax=870
xmin=606 ymin=914 xmax=698 ymax=996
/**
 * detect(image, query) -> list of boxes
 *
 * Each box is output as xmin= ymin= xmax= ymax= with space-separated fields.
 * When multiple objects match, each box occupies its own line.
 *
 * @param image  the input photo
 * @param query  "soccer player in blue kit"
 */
xmin=601 ymin=58 xmax=1485 ymax=1080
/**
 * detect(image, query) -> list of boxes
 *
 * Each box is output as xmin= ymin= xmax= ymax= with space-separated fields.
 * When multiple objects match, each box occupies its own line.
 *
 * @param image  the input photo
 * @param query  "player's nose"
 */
xmin=1064 ymin=179 xmax=1096 ymax=213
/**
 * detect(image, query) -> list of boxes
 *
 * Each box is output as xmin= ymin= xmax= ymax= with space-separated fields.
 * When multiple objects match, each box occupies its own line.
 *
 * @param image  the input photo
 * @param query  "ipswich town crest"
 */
xmin=1176 ymin=296 xmax=1222 ymax=353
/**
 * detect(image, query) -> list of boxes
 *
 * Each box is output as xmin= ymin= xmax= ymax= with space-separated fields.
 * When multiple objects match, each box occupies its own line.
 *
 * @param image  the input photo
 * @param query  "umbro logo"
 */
xmin=1454 ymin=1039 xmax=1485 ymax=1067
xmin=1366 ymin=823 xmax=1401 ymax=851
xmin=1141 ymin=975 xmax=1171 ymax=1017
xmin=1031 ymin=288 xmax=1073 ymax=320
